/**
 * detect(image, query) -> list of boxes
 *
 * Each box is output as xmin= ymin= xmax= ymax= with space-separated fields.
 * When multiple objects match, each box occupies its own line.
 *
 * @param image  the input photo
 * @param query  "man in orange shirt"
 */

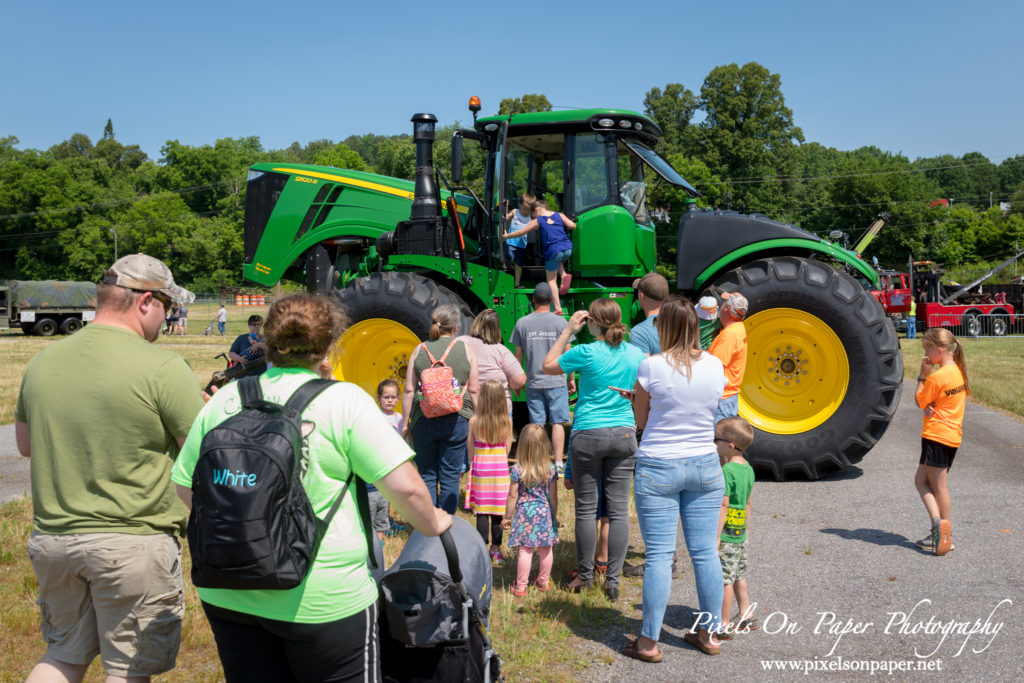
xmin=709 ymin=293 xmax=748 ymax=424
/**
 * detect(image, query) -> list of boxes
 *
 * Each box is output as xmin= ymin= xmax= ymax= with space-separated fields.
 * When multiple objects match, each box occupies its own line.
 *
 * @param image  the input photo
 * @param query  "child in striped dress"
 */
xmin=467 ymin=380 xmax=513 ymax=567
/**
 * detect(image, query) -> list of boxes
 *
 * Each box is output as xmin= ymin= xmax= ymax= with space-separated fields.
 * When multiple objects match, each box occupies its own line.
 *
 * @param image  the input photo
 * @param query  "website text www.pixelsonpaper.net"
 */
xmin=760 ymin=657 xmax=943 ymax=675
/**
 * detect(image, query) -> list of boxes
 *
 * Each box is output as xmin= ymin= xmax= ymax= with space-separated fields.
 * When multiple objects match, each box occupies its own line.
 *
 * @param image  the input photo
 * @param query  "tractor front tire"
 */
xmin=713 ymin=257 xmax=903 ymax=480
xmin=331 ymin=272 xmax=475 ymax=398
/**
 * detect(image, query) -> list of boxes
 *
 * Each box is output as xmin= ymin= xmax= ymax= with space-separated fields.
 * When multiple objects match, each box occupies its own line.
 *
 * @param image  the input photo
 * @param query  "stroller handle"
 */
xmin=439 ymin=529 xmax=463 ymax=584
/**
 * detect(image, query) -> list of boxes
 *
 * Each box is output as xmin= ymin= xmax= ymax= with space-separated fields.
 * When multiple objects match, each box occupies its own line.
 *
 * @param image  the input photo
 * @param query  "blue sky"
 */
xmin=2 ymin=0 xmax=1020 ymax=165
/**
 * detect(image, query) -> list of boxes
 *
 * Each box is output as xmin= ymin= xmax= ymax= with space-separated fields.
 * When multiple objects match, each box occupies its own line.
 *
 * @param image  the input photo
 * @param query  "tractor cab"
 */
xmin=451 ymin=104 xmax=699 ymax=281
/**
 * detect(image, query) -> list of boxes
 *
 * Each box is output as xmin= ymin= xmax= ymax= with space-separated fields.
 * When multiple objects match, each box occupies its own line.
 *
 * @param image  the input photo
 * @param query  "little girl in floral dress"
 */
xmin=502 ymin=424 xmax=559 ymax=596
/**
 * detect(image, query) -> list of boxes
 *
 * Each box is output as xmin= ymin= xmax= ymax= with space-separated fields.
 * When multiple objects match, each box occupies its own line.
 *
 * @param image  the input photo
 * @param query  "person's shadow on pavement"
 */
xmin=820 ymin=527 xmax=918 ymax=550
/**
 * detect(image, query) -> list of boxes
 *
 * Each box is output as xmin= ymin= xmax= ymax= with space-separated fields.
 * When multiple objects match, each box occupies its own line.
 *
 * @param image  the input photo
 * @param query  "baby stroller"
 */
xmin=379 ymin=517 xmax=502 ymax=683
xmin=202 ymin=318 xmax=216 ymax=336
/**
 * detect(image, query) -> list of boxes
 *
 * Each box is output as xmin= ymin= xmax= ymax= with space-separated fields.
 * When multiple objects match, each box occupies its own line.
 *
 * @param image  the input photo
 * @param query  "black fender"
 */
xmin=676 ymin=210 xmax=824 ymax=291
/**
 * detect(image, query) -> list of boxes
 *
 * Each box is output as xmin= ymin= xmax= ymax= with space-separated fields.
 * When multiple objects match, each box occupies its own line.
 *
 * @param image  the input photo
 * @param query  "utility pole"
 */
xmin=109 ymin=228 xmax=118 ymax=260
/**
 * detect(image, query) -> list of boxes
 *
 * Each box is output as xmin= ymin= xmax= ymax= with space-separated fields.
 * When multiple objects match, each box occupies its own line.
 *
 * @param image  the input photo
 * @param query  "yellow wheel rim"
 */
xmin=329 ymin=318 xmax=420 ymax=398
xmin=739 ymin=308 xmax=849 ymax=435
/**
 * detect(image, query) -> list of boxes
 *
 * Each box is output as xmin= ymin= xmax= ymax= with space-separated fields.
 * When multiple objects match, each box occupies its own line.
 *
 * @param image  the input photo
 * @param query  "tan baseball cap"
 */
xmin=102 ymin=253 xmax=195 ymax=304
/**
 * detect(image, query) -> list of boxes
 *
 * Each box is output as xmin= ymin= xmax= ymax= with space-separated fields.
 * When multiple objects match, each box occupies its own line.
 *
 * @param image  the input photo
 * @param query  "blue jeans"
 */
xmin=217 ymin=321 xmax=226 ymax=335
xmin=714 ymin=393 xmax=739 ymax=425
xmin=411 ymin=413 xmax=468 ymax=514
xmin=906 ymin=317 xmax=916 ymax=339
xmin=634 ymin=453 xmax=725 ymax=642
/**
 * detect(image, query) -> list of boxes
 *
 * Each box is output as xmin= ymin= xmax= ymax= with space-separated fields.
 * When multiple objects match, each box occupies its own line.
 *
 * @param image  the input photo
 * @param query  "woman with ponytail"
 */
xmin=913 ymin=327 xmax=969 ymax=557
xmin=542 ymin=298 xmax=645 ymax=600
xmin=402 ymin=304 xmax=479 ymax=514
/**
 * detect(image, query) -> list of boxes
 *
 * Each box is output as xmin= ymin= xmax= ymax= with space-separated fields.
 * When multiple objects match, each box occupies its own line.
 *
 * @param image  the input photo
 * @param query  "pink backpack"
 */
xmin=417 ymin=339 xmax=467 ymax=418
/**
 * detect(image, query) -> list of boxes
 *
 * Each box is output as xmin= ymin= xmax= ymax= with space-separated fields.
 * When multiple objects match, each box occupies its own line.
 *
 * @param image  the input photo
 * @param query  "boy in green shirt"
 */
xmin=715 ymin=416 xmax=756 ymax=639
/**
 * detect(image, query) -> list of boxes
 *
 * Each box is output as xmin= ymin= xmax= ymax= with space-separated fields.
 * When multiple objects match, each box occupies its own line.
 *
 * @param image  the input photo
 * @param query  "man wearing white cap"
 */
xmin=709 ymin=292 xmax=749 ymax=424
xmin=15 ymin=254 xmax=204 ymax=681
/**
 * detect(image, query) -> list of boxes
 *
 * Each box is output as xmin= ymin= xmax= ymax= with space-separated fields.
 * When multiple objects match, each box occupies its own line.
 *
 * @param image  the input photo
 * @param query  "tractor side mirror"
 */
xmin=451 ymin=133 xmax=464 ymax=184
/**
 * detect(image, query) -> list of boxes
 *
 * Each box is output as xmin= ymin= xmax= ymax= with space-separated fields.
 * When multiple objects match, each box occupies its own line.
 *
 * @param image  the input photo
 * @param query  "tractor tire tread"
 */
xmin=714 ymin=256 xmax=902 ymax=481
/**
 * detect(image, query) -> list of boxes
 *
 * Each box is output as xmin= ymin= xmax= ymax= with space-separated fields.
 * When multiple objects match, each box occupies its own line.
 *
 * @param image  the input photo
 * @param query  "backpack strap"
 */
xmin=353 ymin=475 xmax=378 ymax=570
xmin=238 ymin=375 xmax=264 ymax=409
xmin=437 ymin=337 xmax=460 ymax=364
xmin=420 ymin=341 xmax=441 ymax=367
xmin=281 ymin=378 xmax=335 ymax=417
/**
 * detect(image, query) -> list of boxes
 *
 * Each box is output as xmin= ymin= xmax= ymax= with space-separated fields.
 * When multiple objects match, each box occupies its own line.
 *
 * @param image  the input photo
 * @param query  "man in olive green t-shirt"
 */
xmin=14 ymin=254 xmax=204 ymax=682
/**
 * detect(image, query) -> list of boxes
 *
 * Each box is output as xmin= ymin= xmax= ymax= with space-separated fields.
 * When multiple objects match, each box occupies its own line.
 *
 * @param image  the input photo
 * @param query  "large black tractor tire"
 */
xmin=712 ymin=257 xmax=903 ymax=480
xmin=34 ymin=318 xmax=58 ymax=337
xmin=331 ymin=272 xmax=475 ymax=397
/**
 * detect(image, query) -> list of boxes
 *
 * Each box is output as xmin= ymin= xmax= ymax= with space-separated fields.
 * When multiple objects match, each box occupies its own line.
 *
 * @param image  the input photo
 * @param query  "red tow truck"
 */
xmin=872 ymin=253 xmax=1023 ymax=336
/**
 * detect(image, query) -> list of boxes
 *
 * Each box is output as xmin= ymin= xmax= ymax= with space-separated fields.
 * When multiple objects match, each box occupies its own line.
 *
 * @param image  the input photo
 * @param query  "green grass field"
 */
xmin=1 ymin=325 xmax=1021 ymax=679
xmin=0 ymin=304 xmax=270 ymax=424
xmin=899 ymin=337 xmax=1024 ymax=418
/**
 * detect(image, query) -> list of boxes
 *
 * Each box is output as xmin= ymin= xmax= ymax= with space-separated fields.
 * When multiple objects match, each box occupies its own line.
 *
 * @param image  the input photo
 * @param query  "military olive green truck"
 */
xmin=0 ymin=280 xmax=97 ymax=335
xmin=240 ymin=100 xmax=902 ymax=480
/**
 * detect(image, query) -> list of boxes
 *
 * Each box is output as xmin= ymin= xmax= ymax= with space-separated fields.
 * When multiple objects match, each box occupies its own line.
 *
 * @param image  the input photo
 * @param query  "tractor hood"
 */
xmin=243 ymin=163 xmax=470 ymax=285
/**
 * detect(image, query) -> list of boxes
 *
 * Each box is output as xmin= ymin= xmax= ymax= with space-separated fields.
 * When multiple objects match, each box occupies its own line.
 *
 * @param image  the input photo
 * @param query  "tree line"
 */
xmin=2 ymin=62 xmax=1024 ymax=289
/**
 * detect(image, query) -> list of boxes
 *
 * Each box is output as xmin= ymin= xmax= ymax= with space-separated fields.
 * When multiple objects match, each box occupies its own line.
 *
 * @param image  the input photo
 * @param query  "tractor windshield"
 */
xmin=616 ymin=138 xmax=649 ymax=224
xmin=623 ymin=139 xmax=700 ymax=197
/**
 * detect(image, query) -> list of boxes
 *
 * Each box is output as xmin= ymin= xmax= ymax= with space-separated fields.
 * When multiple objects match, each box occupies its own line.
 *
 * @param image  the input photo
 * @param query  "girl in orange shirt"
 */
xmin=913 ymin=328 xmax=969 ymax=556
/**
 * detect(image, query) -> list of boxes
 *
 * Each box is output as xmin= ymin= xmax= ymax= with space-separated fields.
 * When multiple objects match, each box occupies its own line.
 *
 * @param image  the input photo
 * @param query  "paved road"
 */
xmin=3 ymin=380 xmax=1021 ymax=680
xmin=587 ymin=378 xmax=1023 ymax=681
xmin=0 ymin=423 xmax=30 ymax=503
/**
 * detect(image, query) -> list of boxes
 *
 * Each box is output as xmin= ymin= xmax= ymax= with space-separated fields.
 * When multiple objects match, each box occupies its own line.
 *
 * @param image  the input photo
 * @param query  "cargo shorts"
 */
xmin=719 ymin=539 xmax=748 ymax=585
xmin=27 ymin=531 xmax=185 ymax=677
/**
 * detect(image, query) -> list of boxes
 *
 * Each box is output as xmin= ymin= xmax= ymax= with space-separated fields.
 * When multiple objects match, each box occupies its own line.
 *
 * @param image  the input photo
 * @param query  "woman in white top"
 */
xmin=624 ymin=295 xmax=727 ymax=662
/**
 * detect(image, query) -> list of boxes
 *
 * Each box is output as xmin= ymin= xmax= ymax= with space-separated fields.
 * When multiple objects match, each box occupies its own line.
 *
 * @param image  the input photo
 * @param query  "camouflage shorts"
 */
xmin=719 ymin=540 xmax=748 ymax=584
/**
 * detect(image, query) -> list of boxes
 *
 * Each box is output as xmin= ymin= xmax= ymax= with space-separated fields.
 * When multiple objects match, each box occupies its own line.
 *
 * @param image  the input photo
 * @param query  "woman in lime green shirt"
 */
xmin=173 ymin=294 xmax=451 ymax=682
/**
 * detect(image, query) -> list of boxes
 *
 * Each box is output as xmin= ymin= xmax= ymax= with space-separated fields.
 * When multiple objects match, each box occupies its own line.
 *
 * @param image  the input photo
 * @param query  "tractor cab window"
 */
xmin=616 ymin=138 xmax=649 ymax=224
xmin=506 ymin=134 xmax=566 ymax=210
xmin=573 ymin=133 xmax=609 ymax=214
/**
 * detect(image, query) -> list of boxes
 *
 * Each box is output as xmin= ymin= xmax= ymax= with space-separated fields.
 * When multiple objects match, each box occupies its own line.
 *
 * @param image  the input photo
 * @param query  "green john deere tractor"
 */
xmin=241 ymin=100 xmax=902 ymax=480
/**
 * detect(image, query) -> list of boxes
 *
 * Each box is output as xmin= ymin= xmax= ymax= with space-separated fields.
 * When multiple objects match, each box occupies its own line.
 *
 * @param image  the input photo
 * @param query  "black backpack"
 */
xmin=188 ymin=375 xmax=358 ymax=590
